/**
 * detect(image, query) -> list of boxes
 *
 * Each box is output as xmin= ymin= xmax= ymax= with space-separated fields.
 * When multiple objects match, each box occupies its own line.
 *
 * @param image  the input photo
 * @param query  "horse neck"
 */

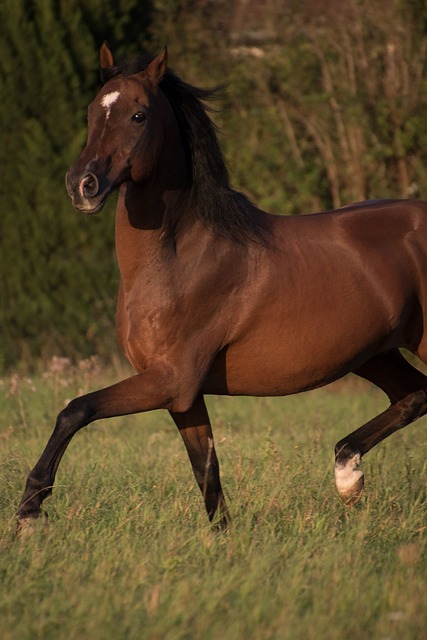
xmin=115 ymin=184 xmax=186 ymax=272
xmin=114 ymin=110 xmax=197 ymax=279
xmin=115 ymin=170 xmax=223 ymax=295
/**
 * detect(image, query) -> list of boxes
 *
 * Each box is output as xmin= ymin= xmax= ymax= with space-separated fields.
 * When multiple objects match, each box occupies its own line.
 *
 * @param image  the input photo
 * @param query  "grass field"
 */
xmin=1 ymin=359 xmax=426 ymax=640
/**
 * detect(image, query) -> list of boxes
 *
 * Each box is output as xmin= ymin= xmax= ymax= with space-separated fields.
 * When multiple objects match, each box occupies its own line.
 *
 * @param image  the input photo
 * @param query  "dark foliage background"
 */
xmin=2 ymin=0 xmax=427 ymax=370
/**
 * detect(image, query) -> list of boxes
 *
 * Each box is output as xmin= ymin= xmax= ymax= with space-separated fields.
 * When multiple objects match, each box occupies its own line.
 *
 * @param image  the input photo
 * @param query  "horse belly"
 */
xmin=209 ymin=343 xmax=363 ymax=396
xmin=204 ymin=340 xmax=357 ymax=397
xmin=204 ymin=282 xmax=413 ymax=397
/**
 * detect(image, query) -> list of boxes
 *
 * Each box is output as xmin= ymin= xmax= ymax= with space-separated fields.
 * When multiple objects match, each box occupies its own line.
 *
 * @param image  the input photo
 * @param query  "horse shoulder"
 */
xmin=115 ymin=241 xmax=249 ymax=397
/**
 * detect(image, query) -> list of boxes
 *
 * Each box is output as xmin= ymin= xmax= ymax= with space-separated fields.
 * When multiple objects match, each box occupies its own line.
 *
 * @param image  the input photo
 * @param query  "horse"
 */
xmin=16 ymin=43 xmax=427 ymax=532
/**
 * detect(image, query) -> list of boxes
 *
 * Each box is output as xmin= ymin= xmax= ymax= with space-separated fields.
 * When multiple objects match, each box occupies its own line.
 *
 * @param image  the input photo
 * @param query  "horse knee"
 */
xmin=56 ymin=396 xmax=93 ymax=435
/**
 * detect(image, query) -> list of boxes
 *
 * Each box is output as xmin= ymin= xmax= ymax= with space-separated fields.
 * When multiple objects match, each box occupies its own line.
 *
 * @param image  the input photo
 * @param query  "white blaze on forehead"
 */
xmin=101 ymin=91 xmax=120 ymax=119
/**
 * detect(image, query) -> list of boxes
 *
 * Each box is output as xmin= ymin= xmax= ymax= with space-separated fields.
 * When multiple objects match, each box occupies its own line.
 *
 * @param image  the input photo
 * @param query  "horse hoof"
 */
xmin=16 ymin=512 xmax=49 ymax=538
xmin=212 ymin=515 xmax=230 ymax=533
xmin=335 ymin=452 xmax=364 ymax=507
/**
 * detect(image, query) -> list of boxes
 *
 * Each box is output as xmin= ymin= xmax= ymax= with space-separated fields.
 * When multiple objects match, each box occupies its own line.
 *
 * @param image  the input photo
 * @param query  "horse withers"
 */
xmin=16 ymin=44 xmax=427 ymax=531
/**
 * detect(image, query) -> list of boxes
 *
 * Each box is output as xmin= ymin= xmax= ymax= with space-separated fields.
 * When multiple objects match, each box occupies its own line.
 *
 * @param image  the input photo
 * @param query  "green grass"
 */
xmin=1 ymin=362 xmax=426 ymax=640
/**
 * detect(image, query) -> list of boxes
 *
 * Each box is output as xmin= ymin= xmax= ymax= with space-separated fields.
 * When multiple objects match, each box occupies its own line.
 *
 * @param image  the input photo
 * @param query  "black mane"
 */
xmin=101 ymin=54 xmax=268 ymax=244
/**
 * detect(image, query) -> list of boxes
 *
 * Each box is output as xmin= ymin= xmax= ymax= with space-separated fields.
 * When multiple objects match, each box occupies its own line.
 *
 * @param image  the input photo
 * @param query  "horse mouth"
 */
xmin=71 ymin=187 xmax=111 ymax=215
xmin=73 ymin=198 xmax=107 ymax=215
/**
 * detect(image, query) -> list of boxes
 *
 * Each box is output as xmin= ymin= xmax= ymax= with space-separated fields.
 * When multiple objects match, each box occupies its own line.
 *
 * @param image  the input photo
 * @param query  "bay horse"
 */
xmin=16 ymin=44 xmax=427 ymax=531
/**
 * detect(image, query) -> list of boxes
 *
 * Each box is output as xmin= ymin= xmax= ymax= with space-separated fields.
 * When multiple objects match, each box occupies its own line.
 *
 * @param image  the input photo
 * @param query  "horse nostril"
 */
xmin=79 ymin=172 xmax=99 ymax=198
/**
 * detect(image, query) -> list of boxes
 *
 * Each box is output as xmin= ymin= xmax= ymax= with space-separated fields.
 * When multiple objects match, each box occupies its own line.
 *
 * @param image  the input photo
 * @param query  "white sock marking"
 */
xmin=101 ymin=91 xmax=120 ymax=119
xmin=335 ymin=453 xmax=364 ymax=493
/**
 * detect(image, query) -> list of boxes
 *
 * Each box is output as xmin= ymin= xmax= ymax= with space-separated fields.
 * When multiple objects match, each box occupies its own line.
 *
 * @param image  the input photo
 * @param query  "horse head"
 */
xmin=66 ymin=43 xmax=169 ymax=214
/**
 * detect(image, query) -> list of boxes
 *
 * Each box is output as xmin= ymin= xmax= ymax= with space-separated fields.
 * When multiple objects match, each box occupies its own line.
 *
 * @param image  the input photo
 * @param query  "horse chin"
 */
xmin=74 ymin=197 xmax=107 ymax=216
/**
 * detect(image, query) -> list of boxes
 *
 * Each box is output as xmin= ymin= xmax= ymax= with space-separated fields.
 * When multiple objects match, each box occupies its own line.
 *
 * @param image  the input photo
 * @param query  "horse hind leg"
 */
xmin=335 ymin=349 xmax=427 ymax=505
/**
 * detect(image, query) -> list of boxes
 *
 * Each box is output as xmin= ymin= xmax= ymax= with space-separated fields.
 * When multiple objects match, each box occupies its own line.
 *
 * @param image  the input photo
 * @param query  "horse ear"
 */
xmin=145 ymin=46 xmax=168 ymax=84
xmin=100 ymin=41 xmax=115 ymax=70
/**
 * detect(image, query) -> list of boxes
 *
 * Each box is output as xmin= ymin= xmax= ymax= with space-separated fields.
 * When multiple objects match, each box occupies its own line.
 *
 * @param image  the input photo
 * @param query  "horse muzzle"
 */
xmin=65 ymin=169 xmax=110 ymax=215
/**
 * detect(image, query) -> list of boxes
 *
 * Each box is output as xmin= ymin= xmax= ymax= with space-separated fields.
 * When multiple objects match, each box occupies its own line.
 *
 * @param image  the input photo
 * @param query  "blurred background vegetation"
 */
xmin=2 ymin=0 xmax=427 ymax=371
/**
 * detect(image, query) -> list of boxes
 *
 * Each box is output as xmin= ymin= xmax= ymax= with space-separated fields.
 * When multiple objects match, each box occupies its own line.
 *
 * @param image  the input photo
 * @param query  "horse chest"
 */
xmin=117 ymin=282 xmax=181 ymax=370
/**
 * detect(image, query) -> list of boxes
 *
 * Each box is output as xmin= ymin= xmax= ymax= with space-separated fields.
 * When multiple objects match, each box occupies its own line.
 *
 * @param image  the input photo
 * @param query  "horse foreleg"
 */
xmin=170 ymin=396 xmax=230 ymax=529
xmin=16 ymin=366 xmax=189 ymax=531
xmin=335 ymin=350 xmax=427 ymax=505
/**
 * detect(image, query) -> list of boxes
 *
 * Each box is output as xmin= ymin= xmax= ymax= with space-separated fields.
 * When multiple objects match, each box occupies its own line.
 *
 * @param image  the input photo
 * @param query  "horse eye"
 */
xmin=131 ymin=112 xmax=146 ymax=123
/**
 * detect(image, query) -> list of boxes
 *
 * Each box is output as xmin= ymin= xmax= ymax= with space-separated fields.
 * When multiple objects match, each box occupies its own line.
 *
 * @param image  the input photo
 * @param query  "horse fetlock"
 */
xmin=16 ymin=510 xmax=49 ymax=539
xmin=334 ymin=451 xmax=364 ymax=506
